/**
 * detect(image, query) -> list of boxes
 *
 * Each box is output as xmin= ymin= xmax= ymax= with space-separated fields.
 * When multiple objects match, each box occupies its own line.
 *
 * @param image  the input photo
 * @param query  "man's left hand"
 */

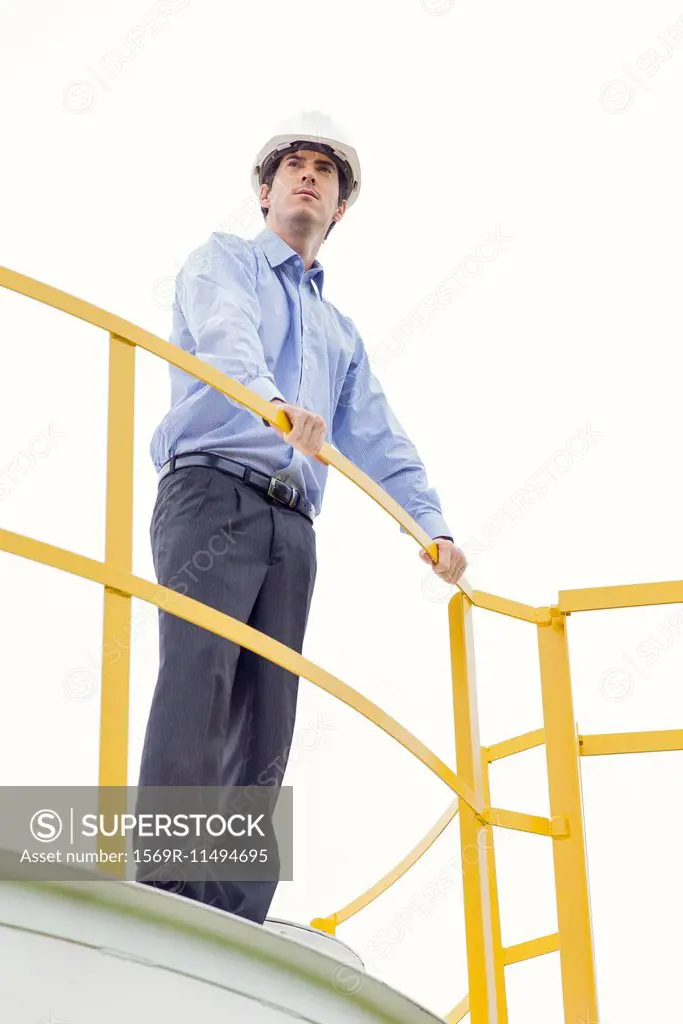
xmin=419 ymin=537 xmax=468 ymax=585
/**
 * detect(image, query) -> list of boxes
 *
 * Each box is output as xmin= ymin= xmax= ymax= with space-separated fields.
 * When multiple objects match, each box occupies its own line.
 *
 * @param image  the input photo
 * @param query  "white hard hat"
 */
xmin=251 ymin=111 xmax=361 ymax=210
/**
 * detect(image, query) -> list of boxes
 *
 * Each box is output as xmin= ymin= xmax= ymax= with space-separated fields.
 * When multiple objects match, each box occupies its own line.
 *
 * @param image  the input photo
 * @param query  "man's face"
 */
xmin=260 ymin=148 xmax=347 ymax=234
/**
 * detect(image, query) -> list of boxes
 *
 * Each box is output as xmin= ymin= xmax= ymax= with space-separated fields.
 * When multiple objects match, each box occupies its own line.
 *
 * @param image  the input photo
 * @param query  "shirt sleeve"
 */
xmin=176 ymin=231 xmax=286 ymax=408
xmin=331 ymin=318 xmax=454 ymax=541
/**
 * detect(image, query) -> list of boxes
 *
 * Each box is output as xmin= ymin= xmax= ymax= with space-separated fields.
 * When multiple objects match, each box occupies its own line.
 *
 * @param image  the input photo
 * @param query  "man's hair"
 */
xmin=259 ymin=150 xmax=347 ymax=242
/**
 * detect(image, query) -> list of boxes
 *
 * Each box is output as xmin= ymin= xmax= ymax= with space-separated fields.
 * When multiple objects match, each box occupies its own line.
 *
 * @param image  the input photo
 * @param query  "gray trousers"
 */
xmin=137 ymin=464 xmax=317 ymax=923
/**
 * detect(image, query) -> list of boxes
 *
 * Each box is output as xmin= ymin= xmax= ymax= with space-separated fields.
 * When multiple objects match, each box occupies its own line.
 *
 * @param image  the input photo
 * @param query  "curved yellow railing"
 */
xmin=0 ymin=266 xmax=473 ymax=596
xmin=0 ymin=525 xmax=477 ymax=803
xmin=2 ymin=263 xmax=682 ymax=1023
xmin=310 ymin=797 xmax=460 ymax=936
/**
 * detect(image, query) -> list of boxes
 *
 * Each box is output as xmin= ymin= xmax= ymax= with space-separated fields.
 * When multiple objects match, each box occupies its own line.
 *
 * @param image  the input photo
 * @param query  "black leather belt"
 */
xmin=157 ymin=452 xmax=315 ymax=524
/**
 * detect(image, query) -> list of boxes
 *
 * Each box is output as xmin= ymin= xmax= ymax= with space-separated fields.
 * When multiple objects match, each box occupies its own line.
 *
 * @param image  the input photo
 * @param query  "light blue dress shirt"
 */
xmin=150 ymin=226 xmax=453 ymax=541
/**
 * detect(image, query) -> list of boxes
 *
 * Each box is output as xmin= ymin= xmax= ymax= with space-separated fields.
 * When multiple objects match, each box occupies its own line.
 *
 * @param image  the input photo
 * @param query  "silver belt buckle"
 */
xmin=267 ymin=476 xmax=300 ymax=509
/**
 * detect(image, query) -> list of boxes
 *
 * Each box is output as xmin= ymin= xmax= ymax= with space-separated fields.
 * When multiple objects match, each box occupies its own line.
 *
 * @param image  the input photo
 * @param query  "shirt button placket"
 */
xmin=299 ymin=274 xmax=309 ymax=406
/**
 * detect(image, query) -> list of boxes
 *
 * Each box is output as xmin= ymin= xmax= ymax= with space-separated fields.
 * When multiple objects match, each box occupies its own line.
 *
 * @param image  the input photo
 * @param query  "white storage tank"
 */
xmin=0 ymin=849 xmax=447 ymax=1023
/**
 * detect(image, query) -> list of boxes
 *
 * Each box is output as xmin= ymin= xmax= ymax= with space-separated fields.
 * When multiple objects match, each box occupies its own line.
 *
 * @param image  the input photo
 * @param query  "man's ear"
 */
xmin=332 ymin=198 xmax=348 ymax=224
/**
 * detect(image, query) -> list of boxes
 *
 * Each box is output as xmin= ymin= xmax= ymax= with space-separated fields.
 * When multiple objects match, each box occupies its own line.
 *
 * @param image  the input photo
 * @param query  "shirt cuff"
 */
xmin=250 ymin=374 xmax=286 ymax=404
xmin=249 ymin=375 xmax=286 ymax=425
xmin=400 ymin=511 xmax=454 ymax=542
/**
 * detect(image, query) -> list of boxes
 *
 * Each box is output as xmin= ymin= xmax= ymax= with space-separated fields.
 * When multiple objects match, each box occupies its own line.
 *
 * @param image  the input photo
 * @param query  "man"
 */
xmin=138 ymin=123 xmax=467 ymax=925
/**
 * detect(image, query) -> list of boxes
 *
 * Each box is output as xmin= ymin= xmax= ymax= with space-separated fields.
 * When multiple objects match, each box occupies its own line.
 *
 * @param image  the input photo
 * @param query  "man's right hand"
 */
xmin=269 ymin=398 xmax=328 ymax=464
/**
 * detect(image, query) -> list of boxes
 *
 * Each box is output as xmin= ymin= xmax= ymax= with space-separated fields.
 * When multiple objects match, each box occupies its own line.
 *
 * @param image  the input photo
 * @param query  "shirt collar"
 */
xmin=255 ymin=226 xmax=325 ymax=299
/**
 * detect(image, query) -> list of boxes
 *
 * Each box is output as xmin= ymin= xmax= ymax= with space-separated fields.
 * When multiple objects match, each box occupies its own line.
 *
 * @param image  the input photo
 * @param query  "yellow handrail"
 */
xmin=0 ymin=265 xmax=474 ymax=599
xmin=2 ymin=264 xmax=682 ymax=1022
xmin=310 ymin=798 xmax=459 ymax=935
xmin=0 ymin=525 xmax=480 ymax=808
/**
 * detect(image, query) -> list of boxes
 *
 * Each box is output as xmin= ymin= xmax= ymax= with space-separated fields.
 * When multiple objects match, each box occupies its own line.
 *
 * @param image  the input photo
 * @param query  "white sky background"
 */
xmin=1 ymin=0 xmax=682 ymax=1020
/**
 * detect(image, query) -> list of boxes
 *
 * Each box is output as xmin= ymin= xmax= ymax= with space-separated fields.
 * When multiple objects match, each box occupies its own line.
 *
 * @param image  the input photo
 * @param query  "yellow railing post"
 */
xmin=98 ymin=332 xmax=136 ymax=869
xmin=537 ymin=607 xmax=599 ymax=1024
xmin=480 ymin=747 xmax=509 ymax=1023
xmin=449 ymin=592 xmax=501 ymax=1023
